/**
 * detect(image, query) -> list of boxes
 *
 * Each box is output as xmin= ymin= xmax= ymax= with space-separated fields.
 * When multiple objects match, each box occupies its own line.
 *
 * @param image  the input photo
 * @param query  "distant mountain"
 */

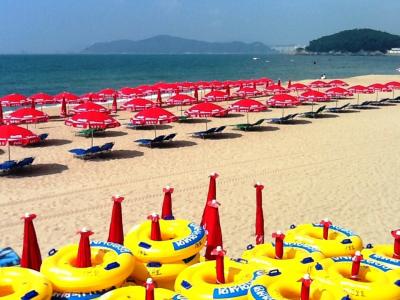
xmin=305 ymin=29 xmax=400 ymax=54
xmin=82 ymin=35 xmax=275 ymax=54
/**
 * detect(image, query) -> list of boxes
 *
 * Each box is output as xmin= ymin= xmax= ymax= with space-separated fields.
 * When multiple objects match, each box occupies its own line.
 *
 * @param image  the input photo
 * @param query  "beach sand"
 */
xmin=1 ymin=74 xmax=400 ymax=258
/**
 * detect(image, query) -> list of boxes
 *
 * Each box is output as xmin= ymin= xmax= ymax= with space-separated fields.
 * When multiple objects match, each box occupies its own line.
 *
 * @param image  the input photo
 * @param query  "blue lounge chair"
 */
xmin=69 ymin=148 xmax=91 ymax=159
xmin=135 ymin=135 xmax=166 ymax=148
xmin=0 ymin=247 xmax=20 ymax=267
xmin=350 ymin=101 xmax=372 ymax=109
xmin=87 ymin=146 xmax=102 ymax=156
xmin=270 ymin=113 xmax=298 ymax=124
xmin=38 ymin=133 xmax=49 ymax=142
xmin=191 ymin=127 xmax=217 ymax=138
xmin=0 ymin=160 xmax=17 ymax=174
xmin=100 ymin=142 xmax=115 ymax=153
xmin=327 ymin=103 xmax=350 ymax=113
xmin=302 ymin=105 xmax=326 ymax=118
xmin=16 ymin=157 xmax=35 ymax=169
xmin=164 ymin=133 xmax=177 ymax=142
xmin=215 ymin=126 xmax=226 ymax=133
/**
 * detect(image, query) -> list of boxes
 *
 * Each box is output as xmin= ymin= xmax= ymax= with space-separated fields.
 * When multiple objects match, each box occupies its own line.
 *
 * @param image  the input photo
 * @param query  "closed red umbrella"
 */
xmin=299 ymin=274 xmax=313 ymax=300
xmin=54 ymin=92 xmax=80 ymax=104
xmin=148 ymin=214 xmax=162 ymax=241
xmin=121 ymin=98 xmax=155 ymax=112
xmin=348 ymin=85 xmax=374 ymax=105
xmin=194 ymin=86 xmax=199 ymax=102
xmin=202 ymin=90 xmax=229 ymax=102
xmin=201 ymin=172 xmax=218 ymax=228
xmin=29 ymin=92 xmax=55 ymax=105
xmin=21 ymin=213 xmax=42 ymax=271
xmin=4 ymin=108 xmax=49 ymax=125
xmin=111 ymin=94 xmax=118 ymax=113
xmin=211 ymin=246 xmax=226 ymax=284
xmin=0 ymin=93 xmax=28 ymax=107
xmin=328 ymin=79 xmax=348 ymax=87
xmin=204 ymin=199 xmax=223 ymax=261
xmin=76 ymin=228 xmax=93 ymax=268
xmin=0 ymin=104 xmax=3 ymax=125
xmin=167 ymin=94 xmax=197 ymax=106
xmin=254 ymin=183 xmax=265 ymax=245
xmin=161 ymin=186 xmax=174 ymax=220
xmin=145 ymin=278 xmax=156 ymax=300
xmin=156 ymin=89 xmax=162 ymax=107
xmin=234 ymin=87 xmax=262 ymax=98
xmin=70 ymin=102 xmax=110 ymax=114
xmin=186 ymin=102 xmax=228 ymax=129
xmin=229 ymin=98 xmax=266 ymax=124
xmin=0 ymin=124 xmax=40 ymax=160
xmin=60 ymin=97 xmax=67 ymax=117
xmin=107 ymin=195 xmax=125 ymax=245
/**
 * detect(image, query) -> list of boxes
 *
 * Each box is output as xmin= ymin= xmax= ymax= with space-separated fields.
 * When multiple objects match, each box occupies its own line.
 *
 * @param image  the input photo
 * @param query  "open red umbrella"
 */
xmin=386 ymin=81 xmax=400 ymax=99
xmin=131 ymin=107 xmax=177 ymax=137
xmin=29 ymin=92 xmax=55 ymax=105
xmin=204 ymin=199 xmax=223 ymax=260
xmin=186 ymin=103 xmax=228 ymax=129
xmin=0 ymin=93 xmax=28 ymax=107
xmin=254 ymin=183 xmax=265 ymax=245
xmin=0 ymin=125 xmax=40 ymax=160
xmin=308 ymin=80 xmax=329 ymax=89
xmin=98 ymin=88 xmax=117 ymax=100
xmin=202 ymin=90 xmax=229 ymax=102
xmin=54 ymin=92 xmax=80 ymax=104
xmin=4 ymin=108 xmax=49 ymax=125
xmin=161 ymin=186 xmax=174 ymax=220
xmin=201 ymin=172 xmax=218 ymax=227
xmin=119 ymin=87 xmax=143 ymax=98
xmin=264 ymin=84 xmax=288 ymax=95
xmin=76 ymin=228 xmax=93 ymax=268
xmin=234 ymin=87 xmax=262 ymax=98
xmin=70 ymin=101 xmax=110 ymax=114
xmin=121 ymin=98 xmax=155 ymax=112
xmin=268 ymin=94 xmax=300 ymax=117
xmin=79 ymin=92 xmax=103 ymax=103
xmin=229 ymin=98 xmax=266 ymax=124
xmin=328 ymin=79 xmax=348 ymax=87
xmin=108 ymin=195 xmax=125 ymax=245
xmin=368 ymin=83 xmax=392 ymax=101
xmin=288 ymin=83 xmax=310 ymax=95
xmin=177 ymin=82 xmax=195 ymax=92
xmin=21 ymin=213 xmax=42 ymax=271
xmin=167 ymin=94 xmax=197 ymax=106
xmin=348 ymin=85 xmax=374 ymax=105
xmin=325 ymin=87 xmax=352 ymax=98
xmin=299 ymin=90 xmax=330 ymax=102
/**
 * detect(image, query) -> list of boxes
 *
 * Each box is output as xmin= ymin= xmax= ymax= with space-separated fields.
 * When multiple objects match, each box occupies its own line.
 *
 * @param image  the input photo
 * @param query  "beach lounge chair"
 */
xmin=0 ymin=160 xmax=18 ymax=174
xmin=178 ymin=116 xmax=190 ymax=122
xmin=0 ymin=247 xmax=20 ymax=267
xmin=164 ymin=133 xmax=177 ymax=142
xmin=389 ymin=96 xmax=400 ymax=103
xmin=16 ymin=157 xmax=35 ymax=169
xmin=269 ymin=113 xmax=298 ymax=124
xmin=135 ymin=135 xmax=166 ymax=148
xmin=232 ymin=119 xmax=265 ymax=131
xmin=327 ymin=103 xmax=350 ymax=113
xmin=350 ymin=101 xmax=372 ymax=109
xmin=38 ymin=133 xmax=49 ymax=142
xmin=215 ymin=126 xmax=226 ymax=134
xmin=302 ymin=105 xmax=326 ymax=118
xmin=191 ymin=127 xmax=218 ymax=138
xmin=369 ymin=98 xmax=390 ymax=106
xmin=100 ymin=142 xmax=115 ymax=153
xmin=76 ymin=128 xmax=104 ymax=137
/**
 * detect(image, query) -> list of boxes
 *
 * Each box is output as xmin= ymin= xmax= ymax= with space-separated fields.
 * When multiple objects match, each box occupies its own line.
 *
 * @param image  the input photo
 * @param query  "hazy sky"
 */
xmin=1 ymin=0 xmax=400 ymax=53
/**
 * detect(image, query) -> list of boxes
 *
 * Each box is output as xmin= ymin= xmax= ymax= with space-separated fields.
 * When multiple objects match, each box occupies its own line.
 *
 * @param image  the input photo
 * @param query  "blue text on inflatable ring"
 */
xmin=331 ymin=256 xmax=392 ymax=272
xmin=172 ymin=223 xmax=205 ymax=251
xmin=271 ymin=242 xmax=319 ymax=253
xmin=312 ymin=224 xmax=357 ymax=237
xmin=172 ymin=295 xmax=188 ymax=300
xmin=90 ymin=241 xmax=132 ymax=255
xmin=212 ymin=271 xmax=264 ymax=298
xmin=369 ymin=254 xmax=400 ymax=267
xmin=249 ymin=285 xmax=274 ymax=300
xmin=51 ymin=288 xmax=111 ymax=300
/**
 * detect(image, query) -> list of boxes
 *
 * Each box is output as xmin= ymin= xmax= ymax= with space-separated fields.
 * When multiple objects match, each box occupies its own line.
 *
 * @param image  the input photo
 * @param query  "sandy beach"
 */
xmin=1 ymin=74 xmax=400 ymax=258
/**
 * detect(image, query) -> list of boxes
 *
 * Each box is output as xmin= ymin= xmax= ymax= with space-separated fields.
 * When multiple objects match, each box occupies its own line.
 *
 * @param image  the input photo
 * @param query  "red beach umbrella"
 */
xmin=148 ymin=214 xmax=162 ymax=241
xmin=29 ymin=92 xmax=55 ymax=105
xmin=299 ymin=274 xmax=313 ymax=300
xmin=391 ymin=230 xmax=400 ymax=259
xmin=288 ymin=83 xmax=310 ymax=93
xmin=348 ymin=85 xmax=374 ymax=105
xmin=79 ymin=92 xmax=103 ymax=103
xmin=204 ymin=199 xmax=223 ymax=261
xmin=119 ymin=87 xmax=143 ymax=98
xmin=54 ymin=92 xmax=80 ymax=104
xmin=320 ymin=219 xmax=332 ymax=240
xmin=0 ymin=124 xmax=40 ymax=160
xmin=161 ymin=186 xmax=174 ymax=220
xmin=0 ymin=93 xmax=28 ymax=107
xmin=0 ymin=104 xmax=3 ymax=125
xmin=202 ymin=90 xmax=229 ymax=102
xmin=70 ymin=102 xmax=110 ymax=114
xmin=21 ymin=213 xmax=42 ymax=271
xmin=4 ymin=108 xmax=49 ymax=125
xmin=186 ymin=103 xmax=227 ymax=129
xmin=167 ymin=94 xmax=197 ymax=106
xmin=328 ymin=79 xmax=349 ymax=87
xmin=121 ymin=98 xmax=155 ymax=112
xmin=268 ymin=94 xmax=300 ymax=117
xmin=107 ymin=195 xmax=125 ymax=245
xmin=131 ymin=107 xmax=178 ymax=125
xmin=299 ymin=90 xmax=330 ymax=103
xmin=76 ymin=228 xmax=93 ymax=268
xmin=194 ymin=86 xmax=199 ymax=102
xmin=386 ymin=81 xmax=400 ymax=98
xmin=272 ymin=231 xmax=285 ymax=259
xmin=201 ymin=172 xmax=218 ymax=227
xmin=325 ymin=87 xmax=353 ymax=98
xmin=254 ymin=183 xmax=265 ymax=245
xmin=351 ymin=251 xmax=363 ymax=279
xmin=211 ymin=246 xmax=226 ymax=284
xmin=156 ymin=89 xmax=162 ymax=107
xmin=234 ymin=87 xmax=262 ymax=98
xmin=98 ymin=88 xmax=117 ymax=99
xmin=60 ymin=98 xmax=67 ymax=117
xmin=368 ymin=83 xmax=392 ymax=101
xmin=264 ymin=84 xmax=289 ymax=95
xmin=229 ymin=98 xmax=267 ymax=124
xmin=145 ymin=278 xmax=156 ymax=300
xmin=65 ymin=111 xmax=120 ymax=129
xmin=111 ymin=94 xmax=118 ymax=113
xmin=309 ymin=80 xmax=329 ymax=89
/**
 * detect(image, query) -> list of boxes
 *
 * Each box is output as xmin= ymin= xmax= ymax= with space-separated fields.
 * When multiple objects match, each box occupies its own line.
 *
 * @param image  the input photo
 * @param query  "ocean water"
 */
xmin=1 ymin=54 xmax=400 ymax=96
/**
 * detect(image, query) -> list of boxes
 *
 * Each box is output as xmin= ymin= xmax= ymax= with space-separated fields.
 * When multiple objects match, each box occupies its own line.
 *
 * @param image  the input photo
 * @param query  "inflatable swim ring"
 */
xmin=41 ymin=241 xmax=134 ymax=293
xmin=311 ymin=256 xmax=400 ymax=299
xmin=363 ymin=245 xmax=400 ymax=270
xmin=285 ymin=223 xmax=363 ymax=257
xmin=242 ymin=242 xmax=324 ymax=273
xmin=131 ymin=253 xmax=200 ymax=290
xmin=124 ymin=219 xmax=206 ymax=263
xmin=0 ymin=266 xmax=52 ymax=300
xmin=175 ymin=257 xmax=264 ymax=299
xmin=98 ymin=286 xmax=186 ymax=299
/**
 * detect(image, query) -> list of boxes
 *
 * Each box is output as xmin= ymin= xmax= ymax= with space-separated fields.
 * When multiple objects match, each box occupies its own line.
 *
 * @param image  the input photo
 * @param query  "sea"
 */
xmin=1 ymin=54 xmax=400 ymax=96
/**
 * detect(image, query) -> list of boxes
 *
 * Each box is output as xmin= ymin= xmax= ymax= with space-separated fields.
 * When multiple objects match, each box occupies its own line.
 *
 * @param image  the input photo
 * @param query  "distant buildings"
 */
xmin=387 ymin=48 xmax=400 ymax=55
xmin=270 ymin=45 xmax=305 ymax=54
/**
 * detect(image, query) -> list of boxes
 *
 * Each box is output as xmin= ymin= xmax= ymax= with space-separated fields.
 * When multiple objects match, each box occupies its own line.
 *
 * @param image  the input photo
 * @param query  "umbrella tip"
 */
xmin=112 ymin=195 xmax=124 ymax=203
xmin=78 ymin=227 xmax=93 ymax=235
xmin=146 ymin=278 xmax=153 ymax=285
xmin=303 ymin=273 xmax=311 ymax=280
xmin=21 ymin=212 xmax=36 ymax=220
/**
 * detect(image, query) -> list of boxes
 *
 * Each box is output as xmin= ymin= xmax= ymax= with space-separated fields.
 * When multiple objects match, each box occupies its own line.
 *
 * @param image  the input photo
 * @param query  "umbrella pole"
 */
xmin=336 ymin=98 xmax=338 ymax=108
xmin=376 ymin=91 xmax=378 ymax=101
xmin=246 ymin=112 xmax=249 ymax=124
xmin=91 ymin=129 xmax=94 ymax=147
xmin=357 ymin=94 xmax=360 ymax=105
xmin=311 ymin=102 xmax=314 ymax=112
xmin=281 ymin=107 xmax=284 ymax=118
xmin=154 ymin=125 xmax=157 ymax=138
xmin=205 ymin=116 xmax=208 ymax=130
xmin=8 ymin=143 xmax=11 ymax=161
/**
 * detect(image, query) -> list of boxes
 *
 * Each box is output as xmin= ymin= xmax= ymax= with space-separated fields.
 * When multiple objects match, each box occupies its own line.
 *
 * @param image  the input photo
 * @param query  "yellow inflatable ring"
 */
xmin=130 ymin=253 xmax=200 ymax=290
xmin=124 ymin=219 xmax=206 ymax=263
xmin=362 ymin=244 xmax=400 ymax=270
xmin=41 ymin=241 xmax=134 ymax=293
xmin=285 ymin=223 xmax=363 ymax=257
xmin=242 ymin=242 xmax=324 ymax=273
xmin=248 ymin=273 xmax=349 ymax=300
xmin=0 ymin=267 xmax=52 ymax=300
xmin=174 ymin=257 xmax=264 ymax=299
xmin=311 ymin=256 xmax=400 ymax=299
xmin=98 ymin=286 xmax=186 ymax=299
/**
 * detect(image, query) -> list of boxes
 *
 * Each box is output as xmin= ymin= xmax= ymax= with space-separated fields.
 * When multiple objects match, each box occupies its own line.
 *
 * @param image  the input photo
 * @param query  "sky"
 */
xmin=1 ymin=0 xmax=400 ymax=53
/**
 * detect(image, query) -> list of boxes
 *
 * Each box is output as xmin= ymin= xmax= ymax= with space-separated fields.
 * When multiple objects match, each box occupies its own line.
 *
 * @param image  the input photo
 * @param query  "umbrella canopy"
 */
xmin=288 ymin=83 xmax=310 ymax=92
xmin=29 ymin=92 xmax=55 ymax=105
xmin=0 ymin=93 xmax=28 ymax=107
xmin=308 ymin=80 xmax=329 ymax=88
xmin=325 ymin=87 xmax=353 ymax=98
xmin=131 ymin=107 xmax=178 ymax=125
xmin=385 ymin=81 xmax=400 ymax=89
xmin=167 ymin=94 xmax=197 ymax=106
xmin=195 ymin=81 xmax=212 ymax=89
xmin=119 ymin=87 xmax=143 ymax=98
xmin=79 ymin=92 xmax=103 ymax=103
xmin=234 ymin=87 xmax=262 ymax=97
xmin=54 ymin=92 xmax=81 ymax=104
xmin=202 ymin=91 xmax=229 ymax=102
xmin=177 ymin=82 xmax=195 ymax=92
xmin=299 ymin=90 xmax=330 ymax=102
xmin=328 ymin=79 xmax=349 ymax=87
xmin=368 ymin=83 xmax=392 ymax=92
xmin=229 ymin=99 xmax=266 ymax=112
xmin=70 ymin=102 xmax=110 ymax=115
xmin=4 ymin=108 xmax=49 ymax=124
xmin=121 ymin=98 xmax=155 ymax=112
xmin=65 ymin=112 xmax=120 ymax=129
xmin=185 ymin=102 xmax=228 ymax=117
xmin=255 ymin=77 xmax=274 ymax=86
xmin=267 ymin=94 xmax=300 ymax=107
xmin=0 ymin=124 xmax=40 ymax=146
xmin=98 ymin=88 xmax=117 ymax=98
xmin=348 ymin=85 xmax=374 ymax=94
xmin=264 ymin=84 xmax=289 ymax=95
